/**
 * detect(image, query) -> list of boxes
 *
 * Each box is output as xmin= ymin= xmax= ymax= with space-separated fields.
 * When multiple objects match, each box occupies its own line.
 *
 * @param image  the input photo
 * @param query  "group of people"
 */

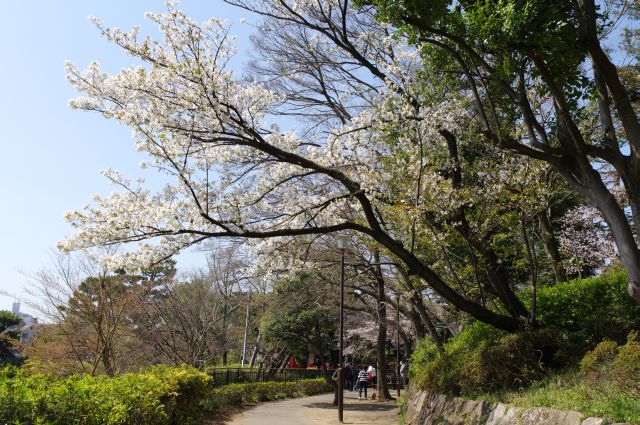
xmin=337 ymin=362 xmax=377 ymax=400
xmin=334 ymin=360 xmax=408 ymax=400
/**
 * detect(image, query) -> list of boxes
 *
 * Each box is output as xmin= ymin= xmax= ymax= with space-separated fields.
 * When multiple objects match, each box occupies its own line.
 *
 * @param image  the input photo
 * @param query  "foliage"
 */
xmin=479 ymin=334 xmax=640 ymax=424
xmin=411 ymin=271 xmax=640 ymax=396
xmin=533 ymin=269 xmax=640 ymax=361
xmin=0 ymin=311 xmax=21 ymax=333
xmin=580 ymin=332 xmax=640 ymax=398
xmin=57 ymin=0 xmax=580 ymax=334
xmin=262 ymin=273 xmax=337 ymax=364
xmin=0 ymin=365 xmax=210 ymax=425
xmin=201 ymin=378 xmax=331 ymax=410
xmin=0 ymin=310 xmax=21 ymax=364
xmin=411 ymin=322 xmax=553 ymax=395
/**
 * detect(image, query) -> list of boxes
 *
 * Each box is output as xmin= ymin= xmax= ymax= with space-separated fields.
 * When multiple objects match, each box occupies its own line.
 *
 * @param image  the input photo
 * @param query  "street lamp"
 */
xmin=336 ymin=234 xmax=349 ymax=423
xmin=396 ymin=291 xmax=401 ymax=397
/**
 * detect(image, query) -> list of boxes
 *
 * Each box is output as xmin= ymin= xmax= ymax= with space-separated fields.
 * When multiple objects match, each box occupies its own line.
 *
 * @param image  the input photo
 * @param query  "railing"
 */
xmin=208 ymin=367 xmax=334 ymax=387
xmin=208 ymin=367 xmax=405 ymax=388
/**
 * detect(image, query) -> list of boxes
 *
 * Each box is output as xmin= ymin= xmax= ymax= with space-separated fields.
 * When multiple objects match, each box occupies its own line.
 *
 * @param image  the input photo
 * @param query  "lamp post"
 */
xmin=336 ymin=234 xmax=349 ymax=423
xmin=396 ymin=292 xmax=401 ymax=397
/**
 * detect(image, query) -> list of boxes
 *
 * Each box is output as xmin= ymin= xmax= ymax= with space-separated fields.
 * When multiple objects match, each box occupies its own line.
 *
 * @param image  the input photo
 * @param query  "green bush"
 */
xmin=579 ymin=340 xmax=618 ymax=379
xmin=580 ymin=331 xmax=640 ymax=398
xmin=201 ymin=378 xmax=331 ymax=411
xmin=412 ymin=323 xmax=554 ymax=395
xmin=411 ymin=271 xmax=640 ymax=397
xmin=481 ymin=333 xmax=640 ymax=424
xmin=612 ymin=333 xmax=640 ymax=397
xmin=0 ymin=365 xmax=210 ymax=425
xmin=534 ymin=269 xmax=640 ymax=361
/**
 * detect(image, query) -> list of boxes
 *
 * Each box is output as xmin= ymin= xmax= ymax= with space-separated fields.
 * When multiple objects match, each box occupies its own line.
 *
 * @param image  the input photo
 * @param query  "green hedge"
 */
xmin=534 ymin=269 xmax=640 ymax=361
xmin=0 ymin=365 xmax=331 ymax=425
xmin=0 ymin=365 xmax=210 ymax=425
xmin=410 ymin=270 xmax=640 ymax=396
xmin=201 ymin=378 xmax=332 ymax=410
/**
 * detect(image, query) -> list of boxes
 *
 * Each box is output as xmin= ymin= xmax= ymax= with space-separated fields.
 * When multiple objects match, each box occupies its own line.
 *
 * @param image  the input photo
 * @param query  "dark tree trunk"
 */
xmin=373 ymin=250 xmax=393 ymax=400
xmin=521 ymin=219 xmax=538 ymax=325
xmin=588 ymin=178 xmax=640 ymax=300
xmin=398 ymin=267 xmax=445 ymax=351
xmin=409 ymin=291 xmax=445 ymax=354
xmin=399 ymin=328 xmax=412 ymax=358
xmin=553 ymin=154 xmax=640 ymax=301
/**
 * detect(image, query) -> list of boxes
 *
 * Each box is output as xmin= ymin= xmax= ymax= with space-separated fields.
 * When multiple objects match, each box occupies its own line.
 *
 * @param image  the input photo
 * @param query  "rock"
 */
xmin=559 ymin=410 xmax=584 ymax=425
xmin=581 ymin=418 xmax=611 ymax=425
xmin=402 ymin=387 xmax=624 ymax=425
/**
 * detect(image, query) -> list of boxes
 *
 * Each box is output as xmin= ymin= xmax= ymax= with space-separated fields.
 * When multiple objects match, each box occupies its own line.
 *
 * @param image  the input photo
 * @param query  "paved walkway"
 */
xmin=226 ymin=390 xmax=399 ymax=425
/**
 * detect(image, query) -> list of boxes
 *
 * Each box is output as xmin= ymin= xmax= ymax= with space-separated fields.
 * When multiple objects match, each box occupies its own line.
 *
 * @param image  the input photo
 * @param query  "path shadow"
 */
xmin=302 ymin=402 xmax=397 ymax=412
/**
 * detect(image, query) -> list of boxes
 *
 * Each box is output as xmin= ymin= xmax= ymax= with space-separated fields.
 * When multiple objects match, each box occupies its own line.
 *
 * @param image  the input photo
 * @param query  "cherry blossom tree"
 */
xmin=61 ymin=2 xmax=592 ymax=333
xmin=59 ymin=4 xmax=518 ymax=331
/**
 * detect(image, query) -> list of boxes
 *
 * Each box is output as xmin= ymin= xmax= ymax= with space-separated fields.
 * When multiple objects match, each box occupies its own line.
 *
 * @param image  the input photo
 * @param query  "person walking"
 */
xmin=357 ymin=364 xmax=368 ymax=400
xmin=344 ymin=361 xmax=354 ymax=391
xmin=399 ymin=361 xmax=407 ymax=388
xmin=367 ymin=364 xmax=377 ymax=387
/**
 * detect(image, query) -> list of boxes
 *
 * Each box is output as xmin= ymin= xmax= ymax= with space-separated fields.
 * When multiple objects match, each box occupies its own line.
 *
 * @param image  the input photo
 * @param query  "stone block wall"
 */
xmin=402 ymin=387 xmax=630 ymax=425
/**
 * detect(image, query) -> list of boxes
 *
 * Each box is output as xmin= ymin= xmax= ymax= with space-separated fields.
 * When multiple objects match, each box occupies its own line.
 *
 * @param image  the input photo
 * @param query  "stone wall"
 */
xmin=402 ymin=386 xmax=630 ymax=425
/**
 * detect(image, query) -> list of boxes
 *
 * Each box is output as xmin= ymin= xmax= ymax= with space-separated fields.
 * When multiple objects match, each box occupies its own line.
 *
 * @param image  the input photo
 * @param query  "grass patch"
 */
xmin=474 ymin=368 xmax=639 ymax=424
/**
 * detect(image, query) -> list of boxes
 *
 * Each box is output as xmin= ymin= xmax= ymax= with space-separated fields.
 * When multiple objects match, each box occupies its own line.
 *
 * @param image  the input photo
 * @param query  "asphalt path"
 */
xmin=226 ymin=389 xmax=399 ymax=425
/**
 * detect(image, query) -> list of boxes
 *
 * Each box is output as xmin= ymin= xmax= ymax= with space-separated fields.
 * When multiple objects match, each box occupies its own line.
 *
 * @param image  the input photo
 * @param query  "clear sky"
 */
xmin=0 ymin=1 xmax=254 ymax=312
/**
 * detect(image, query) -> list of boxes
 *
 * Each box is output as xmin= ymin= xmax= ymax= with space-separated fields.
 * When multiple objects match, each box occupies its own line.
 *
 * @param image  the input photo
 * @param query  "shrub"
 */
xmin=0 ymin=365 xmax=210 ymax=425
xmin=611 ymin=332 xmax=640 ymax=397
xmin=580 ymin=340 xmax=618 ymax=380
xmin=412 ymin=323 xmax=553 ymax=395
xmin=534 ymin=269 xmax=640 ymax=361
xmin=412 ymin=271 xmax=640 ymax=397
xmin=201 ymin=378 xmax=331 ymax=411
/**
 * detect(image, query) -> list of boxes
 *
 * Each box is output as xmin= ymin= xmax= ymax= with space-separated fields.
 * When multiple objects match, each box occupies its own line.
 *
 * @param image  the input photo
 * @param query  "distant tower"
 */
xmin=11 ymin=302 xmax=21 ymax=315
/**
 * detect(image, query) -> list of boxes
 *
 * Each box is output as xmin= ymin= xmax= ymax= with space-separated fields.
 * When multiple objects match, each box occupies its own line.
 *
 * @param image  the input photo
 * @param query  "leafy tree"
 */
xmin=0 ymin=310 xmax=21 ymax=363
xmin=363 ymin=0 xmax=640 ymax=301
xmin=263 ymin=273 xmax=338 ymax=367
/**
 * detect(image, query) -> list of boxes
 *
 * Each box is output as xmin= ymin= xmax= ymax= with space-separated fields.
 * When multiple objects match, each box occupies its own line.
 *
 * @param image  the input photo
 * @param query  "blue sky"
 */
xmin=0 ymin=1 xmax=254 ymax=312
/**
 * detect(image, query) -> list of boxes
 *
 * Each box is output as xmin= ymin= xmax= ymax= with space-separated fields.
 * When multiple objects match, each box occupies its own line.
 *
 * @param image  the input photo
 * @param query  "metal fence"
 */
xmin=208 ymin=367 xmax=403 ymax=388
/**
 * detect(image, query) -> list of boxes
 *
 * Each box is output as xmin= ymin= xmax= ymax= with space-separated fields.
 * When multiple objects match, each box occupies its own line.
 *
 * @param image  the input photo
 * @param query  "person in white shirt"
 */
xmin=367 ymin=364 xmax=377 ymax=387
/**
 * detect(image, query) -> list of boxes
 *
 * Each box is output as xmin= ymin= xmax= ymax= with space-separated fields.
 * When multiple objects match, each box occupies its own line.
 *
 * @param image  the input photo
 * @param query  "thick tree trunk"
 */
xmin=373 ymin=250 xmax=393 ymax=400
xmin=398 ymin=267 xmax=445 ymax=351
xmin=405 ymin=303 xmax=426 ymax=340
xmin=588 ymin=180 xmax=640 ymax=301
xmin=537 ymin=211 xmax=567 ymax=283
xmin=399 ymin=328 xmax=412 ymax=358
xmin=101 ymin=343 xmax=115 ymax=376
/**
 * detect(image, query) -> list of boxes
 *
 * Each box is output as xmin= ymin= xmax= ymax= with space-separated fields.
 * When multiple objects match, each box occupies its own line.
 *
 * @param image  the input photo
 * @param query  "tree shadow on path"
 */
xmin=302 ymin=402 xmax=397 ymax=412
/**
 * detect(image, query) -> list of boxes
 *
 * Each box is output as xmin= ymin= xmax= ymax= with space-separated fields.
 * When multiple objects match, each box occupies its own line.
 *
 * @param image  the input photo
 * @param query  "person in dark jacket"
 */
xmin=344 ymin=361 xmax=354 ymax=391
